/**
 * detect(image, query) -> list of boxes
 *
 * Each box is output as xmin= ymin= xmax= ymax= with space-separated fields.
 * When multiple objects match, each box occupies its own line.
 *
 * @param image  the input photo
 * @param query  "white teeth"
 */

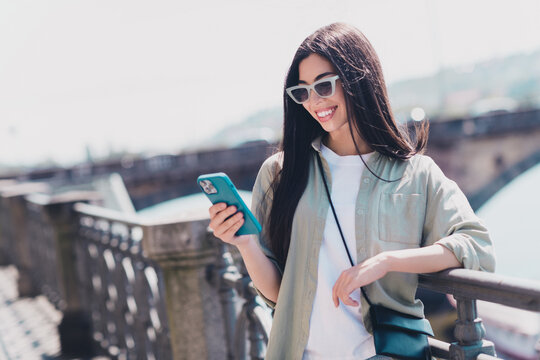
xmin=316 ymin=107 xmax=335 ymax=117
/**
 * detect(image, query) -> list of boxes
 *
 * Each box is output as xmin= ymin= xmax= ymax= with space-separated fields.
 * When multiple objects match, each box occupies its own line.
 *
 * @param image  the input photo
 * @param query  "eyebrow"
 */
xmin=298 ymin=71 xmax=336 ymax=84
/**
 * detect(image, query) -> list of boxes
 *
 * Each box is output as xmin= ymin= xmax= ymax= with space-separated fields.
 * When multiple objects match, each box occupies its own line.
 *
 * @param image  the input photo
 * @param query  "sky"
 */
xmin=1 ymin=0 xmax=540 ymax=167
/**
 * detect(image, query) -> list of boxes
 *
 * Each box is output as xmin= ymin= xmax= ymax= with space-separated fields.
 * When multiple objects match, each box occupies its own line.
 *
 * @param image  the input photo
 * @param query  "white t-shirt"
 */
xmin=303 ymin=144 xmax=376 ymax=360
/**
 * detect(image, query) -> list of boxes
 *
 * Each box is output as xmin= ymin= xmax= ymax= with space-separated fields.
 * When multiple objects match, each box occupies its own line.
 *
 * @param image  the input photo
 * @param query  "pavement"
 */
xmin=0 ymin=265 xmax=61 ymax=360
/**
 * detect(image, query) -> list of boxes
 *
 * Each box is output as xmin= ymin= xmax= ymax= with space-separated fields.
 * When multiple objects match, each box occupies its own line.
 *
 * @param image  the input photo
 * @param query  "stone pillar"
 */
xmin=36 ymin=191 xmax=102 ymax=357
xmin=0 ymin=180 xmax=16 ymax=265
xmin=0 ymin=182 xmax=50 ymax=296
xmin=450 ymin=296 xmax=496 ymax=359
xmin=142 ymin=218 xmax=227 ymax=360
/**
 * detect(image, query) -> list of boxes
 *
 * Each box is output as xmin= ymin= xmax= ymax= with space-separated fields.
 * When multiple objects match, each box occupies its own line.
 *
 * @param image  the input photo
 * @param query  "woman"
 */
xmin=209 ymin=23 xmax=495 ymax=359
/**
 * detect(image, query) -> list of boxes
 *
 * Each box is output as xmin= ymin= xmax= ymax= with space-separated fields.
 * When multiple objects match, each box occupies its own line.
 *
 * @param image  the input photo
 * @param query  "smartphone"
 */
xmin=197 ymin=172 xmax=262 ymax=235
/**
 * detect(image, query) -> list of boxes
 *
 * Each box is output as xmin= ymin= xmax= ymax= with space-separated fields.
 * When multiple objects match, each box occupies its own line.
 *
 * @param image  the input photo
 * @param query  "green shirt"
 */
xmin=251 ymin=137 xmax=495 ymax=360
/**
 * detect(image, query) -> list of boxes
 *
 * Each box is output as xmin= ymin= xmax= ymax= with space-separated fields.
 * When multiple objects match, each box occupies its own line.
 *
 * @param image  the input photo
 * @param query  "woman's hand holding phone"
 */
xmin=208 ymin=203 xmax=252 ymax=247
xmin=208 ymin=201 xmax=281 ymax=304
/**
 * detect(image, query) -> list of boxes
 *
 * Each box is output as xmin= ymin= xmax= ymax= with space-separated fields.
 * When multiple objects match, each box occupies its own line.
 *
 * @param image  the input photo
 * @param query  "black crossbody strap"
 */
xmin=316 ymin=154 xmax=355 ymax=267
xmin=316 ymin=152 xmax=373 ymax=307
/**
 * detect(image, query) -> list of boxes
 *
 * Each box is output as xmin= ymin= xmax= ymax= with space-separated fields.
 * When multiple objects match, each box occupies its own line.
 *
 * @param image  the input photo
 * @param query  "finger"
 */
xmin=209 ymin=205 xmax=237 ymax=230
xmin=221 ymin=218 xmax=245 ymax=239
xmin=214 ymin=212 xmax=244 ymax=237
xmin=340 ymin=285 xmax=359 ymax=306
xmin=340 ymin=295 xmax=359 ymax=307
xmin=332 ymin=270 xmax=349 ymax=303
xmin=209 ymin=202 xmax=227 ymax=218
xmin=332 ymin=279 xmax=340 ymax=307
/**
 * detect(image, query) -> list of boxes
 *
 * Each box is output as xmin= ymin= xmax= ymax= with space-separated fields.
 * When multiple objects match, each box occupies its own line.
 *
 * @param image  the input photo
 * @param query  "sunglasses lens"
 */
xmin=314 ymin=80 xmax=333 ymax=97
xmin=290 ymin=88 xmax=309 ymax=103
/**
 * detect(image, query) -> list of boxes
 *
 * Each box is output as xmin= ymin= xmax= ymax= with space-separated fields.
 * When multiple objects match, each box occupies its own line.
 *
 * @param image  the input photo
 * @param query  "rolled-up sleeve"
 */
xmin=421 ymin=157 xmax=496 ymax=272
xmin=250 ymin=154 xmax=284 ymax=308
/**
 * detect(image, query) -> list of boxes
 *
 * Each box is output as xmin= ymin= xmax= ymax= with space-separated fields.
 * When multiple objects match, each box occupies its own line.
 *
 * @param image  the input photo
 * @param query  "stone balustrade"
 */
xmin=74 ymin=202 xmax=172 ymax=359
xmin=1 ymin=181 xmax=539 ymax=360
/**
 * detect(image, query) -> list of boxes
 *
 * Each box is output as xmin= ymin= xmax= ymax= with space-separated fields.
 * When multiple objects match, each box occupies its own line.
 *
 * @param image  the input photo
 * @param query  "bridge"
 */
xmin=2 ymin=108 xmax=539 ymax=211
xmin=0 ymin=109 xmax=539 ymax=359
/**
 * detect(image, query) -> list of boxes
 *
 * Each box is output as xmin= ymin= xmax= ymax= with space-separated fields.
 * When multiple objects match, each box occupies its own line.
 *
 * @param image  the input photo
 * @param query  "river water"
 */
xmin=476 ymin=162 xmax=540 ymax=282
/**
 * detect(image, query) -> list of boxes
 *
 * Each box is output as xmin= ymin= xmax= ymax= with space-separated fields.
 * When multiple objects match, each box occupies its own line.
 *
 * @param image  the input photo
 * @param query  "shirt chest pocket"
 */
xmin=378 ymin=193 xmax=426 ymax=245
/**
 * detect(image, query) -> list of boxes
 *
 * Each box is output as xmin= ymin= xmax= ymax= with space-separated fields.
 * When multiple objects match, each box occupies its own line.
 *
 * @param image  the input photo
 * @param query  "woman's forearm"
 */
xmin=385 ymin=243 xmax=461 ymax=274
xmin=237 ymin=236 xmax=281 ymax=303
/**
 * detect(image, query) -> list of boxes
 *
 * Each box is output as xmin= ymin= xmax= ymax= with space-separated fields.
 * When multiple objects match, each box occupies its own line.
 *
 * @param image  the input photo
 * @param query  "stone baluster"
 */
xmin=210 ymin=241 xmax=269 ymax=360
xmin=450 ymin=296 xmax=496 ymax=359
xmin=208 ymin=241 xmax=241 ymax=360
xmin=236 ymin=263 xmax=268 ymax=360
xmin=142 ymin=218 xmax=227 ymax=360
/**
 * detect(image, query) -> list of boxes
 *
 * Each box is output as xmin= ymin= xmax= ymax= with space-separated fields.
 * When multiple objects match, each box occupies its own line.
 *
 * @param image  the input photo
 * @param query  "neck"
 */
xmin=324 ymin=130 xmax=372 ymax=156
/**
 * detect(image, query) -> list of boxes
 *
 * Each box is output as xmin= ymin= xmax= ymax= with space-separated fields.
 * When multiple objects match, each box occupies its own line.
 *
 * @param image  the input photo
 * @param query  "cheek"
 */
xmin=336 ymin=89 xmax=346 ymax=105
xmin=336 ymin=93 xmax=347 ymax=114
xmin=302 ymin=104 xmax=315 ymax=117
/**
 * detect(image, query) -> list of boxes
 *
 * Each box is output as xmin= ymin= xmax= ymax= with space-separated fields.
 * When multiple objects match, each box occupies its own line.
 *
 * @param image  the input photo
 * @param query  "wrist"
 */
xmin=236 ymin=235 xmax=257 ymax=253
xmin=378 ymin=251 xmax=396 ymax=273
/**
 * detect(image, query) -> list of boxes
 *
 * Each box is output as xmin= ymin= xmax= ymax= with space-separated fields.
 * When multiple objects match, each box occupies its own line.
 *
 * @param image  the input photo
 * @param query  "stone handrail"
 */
xmin=419 ymin=269 xmax=540 ymax=359
xmin=419 ymin=268 xmax=540 ymax=312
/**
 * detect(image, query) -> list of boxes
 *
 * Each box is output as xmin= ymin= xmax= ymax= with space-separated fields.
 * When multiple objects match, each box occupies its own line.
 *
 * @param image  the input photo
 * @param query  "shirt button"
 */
xmin=363 ymin=178 xmax=370 ymax=184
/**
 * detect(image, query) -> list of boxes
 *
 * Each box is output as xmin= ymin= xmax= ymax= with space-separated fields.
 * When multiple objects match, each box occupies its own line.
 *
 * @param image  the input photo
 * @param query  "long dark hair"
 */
xmin=267 ymin=22 xmax=429 ymax=269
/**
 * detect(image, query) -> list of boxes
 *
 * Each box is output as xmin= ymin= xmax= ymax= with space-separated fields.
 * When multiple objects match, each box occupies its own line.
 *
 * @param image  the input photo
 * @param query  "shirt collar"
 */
xmin=311 ymin=136 xmax=324 ymax=153
xmin=310 ymin=135 xmax=378 ymax=160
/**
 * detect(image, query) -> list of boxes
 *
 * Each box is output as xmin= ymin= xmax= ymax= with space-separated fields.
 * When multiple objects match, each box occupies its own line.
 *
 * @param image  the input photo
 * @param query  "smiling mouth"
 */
xmin=316 ymin=106 xmax=337 ymax=121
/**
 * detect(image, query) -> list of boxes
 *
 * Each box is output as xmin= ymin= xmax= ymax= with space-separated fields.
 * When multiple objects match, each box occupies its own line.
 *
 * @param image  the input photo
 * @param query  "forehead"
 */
xmin=298 ymin=53 xmax=336 ymax=82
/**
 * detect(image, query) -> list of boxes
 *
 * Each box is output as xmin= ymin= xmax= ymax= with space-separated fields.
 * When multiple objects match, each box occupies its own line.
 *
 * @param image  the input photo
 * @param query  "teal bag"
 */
xmin=368 ymin=302 xmax=433 ymax=360
xmin=316 ymin=153 xmax=434 ymax=360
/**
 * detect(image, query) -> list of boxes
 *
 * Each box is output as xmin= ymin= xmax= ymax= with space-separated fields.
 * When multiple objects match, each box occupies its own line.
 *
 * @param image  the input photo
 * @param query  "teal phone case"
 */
xmin=197 ymin=172 xmax=262 ymax=235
